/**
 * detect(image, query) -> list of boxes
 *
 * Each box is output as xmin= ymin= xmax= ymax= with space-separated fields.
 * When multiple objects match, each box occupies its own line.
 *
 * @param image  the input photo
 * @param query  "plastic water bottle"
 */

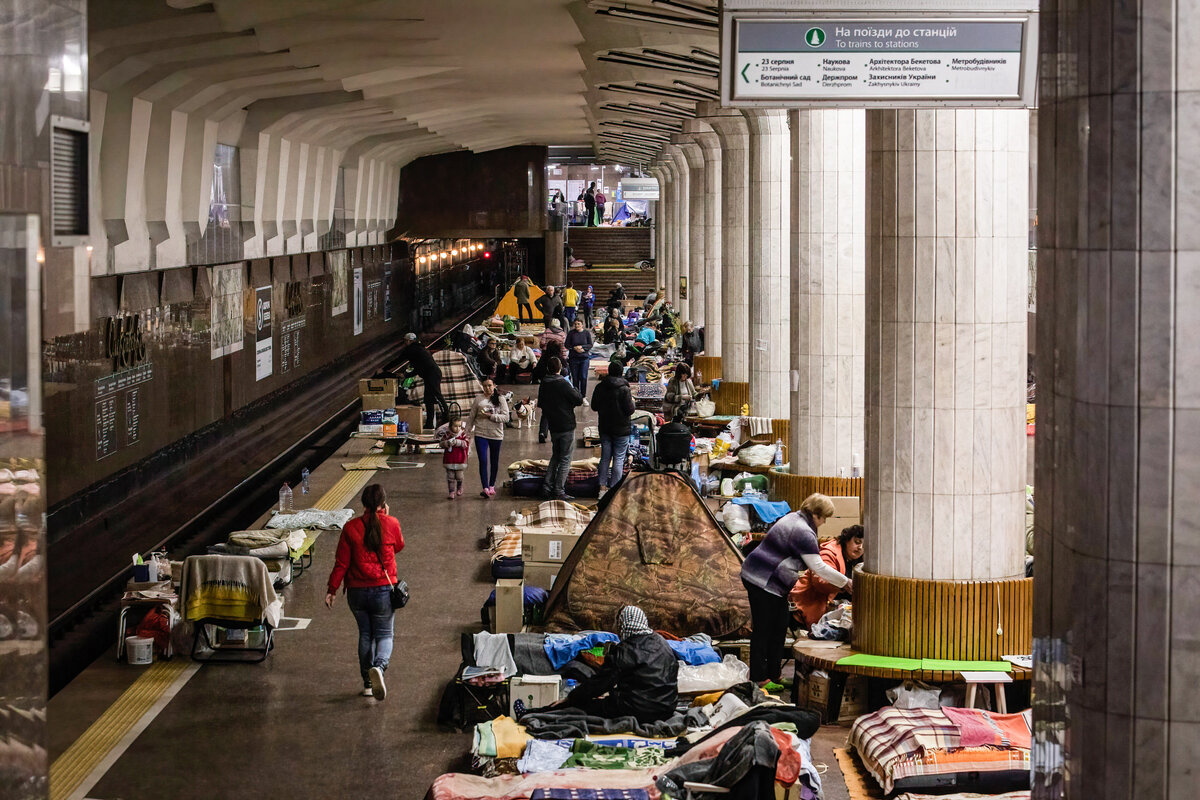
xmin=300 ymin=467 xmax=310 ymax=495
xmin=774 ymin=438 xmax=784 ymax=467
xmin=278 ymin=483 xmax=293 ymax=513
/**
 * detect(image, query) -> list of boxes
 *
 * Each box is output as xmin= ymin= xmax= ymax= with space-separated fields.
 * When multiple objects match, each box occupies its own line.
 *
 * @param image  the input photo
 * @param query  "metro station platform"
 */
xmin=46 ymin=389 xmax=854 ymax=800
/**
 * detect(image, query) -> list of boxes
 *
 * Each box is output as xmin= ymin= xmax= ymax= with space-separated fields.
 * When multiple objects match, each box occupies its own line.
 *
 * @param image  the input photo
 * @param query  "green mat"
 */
xmin=835 ymin=654 xmax=1014 ymax=673
xmin=921 ymin=659 xmax=1012 ymax=673
xmin=836 ymin=653 xmax=922 ymax=670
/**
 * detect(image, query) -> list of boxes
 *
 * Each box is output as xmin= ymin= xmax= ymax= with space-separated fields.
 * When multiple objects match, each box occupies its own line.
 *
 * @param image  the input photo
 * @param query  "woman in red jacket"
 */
xmin=325 ymin=484 xmax=405 ymax=700
xmin=789 ymin=525 xmax=864 ymax=627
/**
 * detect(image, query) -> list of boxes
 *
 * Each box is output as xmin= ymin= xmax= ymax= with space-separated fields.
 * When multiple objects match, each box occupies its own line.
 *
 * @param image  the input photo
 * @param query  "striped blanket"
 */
xmin=408 ymin=350 xmax=484 ymax=415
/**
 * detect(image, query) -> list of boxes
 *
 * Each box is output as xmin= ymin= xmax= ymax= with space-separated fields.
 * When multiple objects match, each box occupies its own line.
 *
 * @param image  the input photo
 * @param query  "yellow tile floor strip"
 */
xmin=50 ymin=659 xmax=191 ymax=800
xmin=314 ymin=466 xmax=377 ymax=510
xmin=341 ymin=454 xmax=391 ymax=471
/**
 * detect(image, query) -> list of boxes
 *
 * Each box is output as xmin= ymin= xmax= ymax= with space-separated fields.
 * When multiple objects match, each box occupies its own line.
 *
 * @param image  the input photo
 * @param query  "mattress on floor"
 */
xmin=849 ymin=707 xmax=1031 ymax=794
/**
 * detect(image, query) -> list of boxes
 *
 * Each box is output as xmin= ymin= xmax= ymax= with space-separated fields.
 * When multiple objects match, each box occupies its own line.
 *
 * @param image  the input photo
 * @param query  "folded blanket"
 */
xmin=544 ymin=631 xmax=619 ymax=670
xmin=267 ymin=508 xmax=354 ymax=530
xmin=520 ymin=707 xmax=697 ymax=740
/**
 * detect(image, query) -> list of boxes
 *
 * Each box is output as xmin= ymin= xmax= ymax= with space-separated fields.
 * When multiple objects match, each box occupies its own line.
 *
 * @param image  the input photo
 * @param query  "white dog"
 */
xmin=504 ymin=392 xmax=537 ymax=428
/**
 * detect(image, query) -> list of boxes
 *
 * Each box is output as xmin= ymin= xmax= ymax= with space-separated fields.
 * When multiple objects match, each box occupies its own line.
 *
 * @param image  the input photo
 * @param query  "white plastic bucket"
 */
xmin=125 ymin=636 xmax=154 ymax=665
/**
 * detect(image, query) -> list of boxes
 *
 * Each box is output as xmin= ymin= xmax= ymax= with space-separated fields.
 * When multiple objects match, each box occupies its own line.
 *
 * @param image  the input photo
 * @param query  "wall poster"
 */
xmin=210 ymin=262 xmax=245 ymax=359
xmin=329 ymin=250 xmax=348 ymax=316
xmin=254 ymin=285 xmax=273 ymax=381
xmin=353 ymin=267 xmax=364 ymax=335
xmin=384 ymin=267 xmax=392 ymax=322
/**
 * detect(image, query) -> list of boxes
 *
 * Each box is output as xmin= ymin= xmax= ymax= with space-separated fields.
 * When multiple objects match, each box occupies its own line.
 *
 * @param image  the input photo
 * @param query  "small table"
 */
xmin=289 ymin=530 xmax=322 ymax=577
xmin=792 ymin=640 xmax=1032 ymax=723
xmin=117 ymin=587 xmax=179 ymax=661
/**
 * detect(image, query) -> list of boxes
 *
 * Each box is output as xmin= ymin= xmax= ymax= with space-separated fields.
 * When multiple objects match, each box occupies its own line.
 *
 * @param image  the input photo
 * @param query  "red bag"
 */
xmin=135 ymin=606 xmax=173 ymax=655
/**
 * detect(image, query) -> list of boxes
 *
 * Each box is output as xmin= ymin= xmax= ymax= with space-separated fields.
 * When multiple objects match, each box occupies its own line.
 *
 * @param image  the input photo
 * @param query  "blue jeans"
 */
xmin=598 ymin=433 xmax=630 ymax=488
xmin=475 ymin=436 xmax=502 ymax=489
xmin=542 ymin=430 xmax=576 ymax=496
xmin=568 ymin=357 xmax=589 ymax=395
xmin=565 ymin=307 xmax=577 ymax=324
xmin=347 ymin=586 xmax=394 ymax=687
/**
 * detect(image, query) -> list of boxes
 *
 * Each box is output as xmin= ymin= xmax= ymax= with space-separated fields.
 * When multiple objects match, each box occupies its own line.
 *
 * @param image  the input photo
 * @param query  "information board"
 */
xmin=722 ymin=12 xmax=1037 ymax=107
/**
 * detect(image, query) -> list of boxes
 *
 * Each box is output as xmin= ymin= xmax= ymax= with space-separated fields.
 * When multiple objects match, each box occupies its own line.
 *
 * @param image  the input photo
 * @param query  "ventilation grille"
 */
xmin=51 ymin=121 xmax=89 ymax=239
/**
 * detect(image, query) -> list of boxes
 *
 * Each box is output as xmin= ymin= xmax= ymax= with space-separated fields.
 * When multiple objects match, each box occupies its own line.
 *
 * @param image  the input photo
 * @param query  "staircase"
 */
xmin=565 ymin=227 xmax=656 ymax=300
xmin=566 ymin=227 xmax=651 ymax=267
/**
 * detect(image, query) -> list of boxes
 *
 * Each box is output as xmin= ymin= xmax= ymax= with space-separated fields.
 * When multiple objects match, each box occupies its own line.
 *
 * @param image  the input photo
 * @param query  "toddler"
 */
xmin=438 ymin=418 xmax=470 ymax=499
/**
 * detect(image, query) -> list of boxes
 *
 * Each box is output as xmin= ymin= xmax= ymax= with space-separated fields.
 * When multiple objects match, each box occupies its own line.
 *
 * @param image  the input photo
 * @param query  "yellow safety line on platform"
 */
xmin=342 ymin=454 xmax=391 ymax=471
xmin=314 ymin=467 xmax=376 ymax=510
xmin=50 ymin=659 xmax=191 ymax=800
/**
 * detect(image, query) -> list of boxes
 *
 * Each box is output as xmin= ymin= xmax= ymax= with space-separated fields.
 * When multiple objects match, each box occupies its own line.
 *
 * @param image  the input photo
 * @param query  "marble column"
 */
xmin=665 ymin=144 xmax=690 ymax=316
xmin=1035 ymin=2 xmax=1200 ymax=796
xmin=649 ymin=165 xmax=669 ymax=293
xmin=654 ymin=161 xmax=674 ymax=303
xmin=673 ymin=135 xmax=706 ymax=326
xmin=687 ymin=118 xmax=722 ymax=357
xmin=699 ymin=102 xmax=750 ymax=383
xmin=789 ymin=109 xmax=866 ymax=476
xmin=743 ymin=109 xmax=791 ymax=419
xmin=864 ymin=108 xmax=1028 ymax=582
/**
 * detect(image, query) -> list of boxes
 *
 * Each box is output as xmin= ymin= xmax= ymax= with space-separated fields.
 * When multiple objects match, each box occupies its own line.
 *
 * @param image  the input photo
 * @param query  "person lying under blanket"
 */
xmin=515 ymin=605 xmax=678 ymax=724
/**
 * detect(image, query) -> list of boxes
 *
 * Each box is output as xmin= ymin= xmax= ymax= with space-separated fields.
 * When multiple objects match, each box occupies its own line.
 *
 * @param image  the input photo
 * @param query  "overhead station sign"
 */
xmin=619 ymin=177 xmax=660 ymax=200
xmin=721 ymin=6 xmax=1038 ymax=107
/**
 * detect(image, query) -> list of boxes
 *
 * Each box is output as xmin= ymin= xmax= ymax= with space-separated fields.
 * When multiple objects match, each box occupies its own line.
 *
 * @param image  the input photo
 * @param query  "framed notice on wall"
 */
xmin=328 ymin=250 xmax=348 ymax=316
xmin=210 ymin=262 xmax=245 ymax=359
xmin=384 ymin=267 xmax=392 ymax=321
xmin=679 ymin=276 xmax=688 ymax=300
xmin=353 ymin=267 xmax=364 ymax=336
xmin=254 ymin=285 xmax=273 ymax=380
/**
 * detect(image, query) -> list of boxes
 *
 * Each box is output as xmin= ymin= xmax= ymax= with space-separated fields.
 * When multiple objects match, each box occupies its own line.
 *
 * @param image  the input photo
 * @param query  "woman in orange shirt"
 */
xmin=790 ymin=525 xmax=864 ymax=627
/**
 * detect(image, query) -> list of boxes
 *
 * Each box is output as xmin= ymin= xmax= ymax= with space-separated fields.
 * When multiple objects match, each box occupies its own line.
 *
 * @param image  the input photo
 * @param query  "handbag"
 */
xmin=375 ymin=549 xmax=410 ymax=609
xmin=693 ymin=398 xmax=716 ymax=417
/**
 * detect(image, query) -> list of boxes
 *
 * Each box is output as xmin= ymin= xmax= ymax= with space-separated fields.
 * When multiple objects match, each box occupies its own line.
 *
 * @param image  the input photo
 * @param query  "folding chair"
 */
xmin=181 ymin=555 xmax=280 ymax=663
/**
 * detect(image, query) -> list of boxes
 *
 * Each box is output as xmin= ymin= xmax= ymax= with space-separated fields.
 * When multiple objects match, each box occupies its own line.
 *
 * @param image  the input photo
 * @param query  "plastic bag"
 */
xmin=738 ymin=444 xmax=775 ymax=466
xmin=721 ymin=503 xmax=751 ymax=534
xmin=677 ymin=654 xmax=750 ymax=693
xmin=886 ymin=680 xmax=942 ymax=710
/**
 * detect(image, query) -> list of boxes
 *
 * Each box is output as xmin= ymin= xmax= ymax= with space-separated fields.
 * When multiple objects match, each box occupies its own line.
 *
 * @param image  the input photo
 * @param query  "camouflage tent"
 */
xmin=543 ymin=470 xmax=751 ymax=638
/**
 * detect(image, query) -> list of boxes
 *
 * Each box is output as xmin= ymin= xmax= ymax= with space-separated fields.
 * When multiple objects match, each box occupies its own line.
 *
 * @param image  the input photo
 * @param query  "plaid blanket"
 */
xmin=507 ymin=457 xmax=600 ymax=480
xmin=850 ymin=707 xmax=1030 ymax=793
xmin=489 ymin=502 xmax=594 ymax=562
xmin=408 ymin=350 xmax=483 ymax=415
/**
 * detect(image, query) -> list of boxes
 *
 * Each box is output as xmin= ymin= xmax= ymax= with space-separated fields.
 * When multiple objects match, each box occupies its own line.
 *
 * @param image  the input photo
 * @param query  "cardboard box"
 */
xmin=508 ymin=675 xmax=562 ymax=716
xmin=362 ymin=393 xmax=394 ymax=411
xmin=395 ymin=404 xmax=423 ymax=432
xmin=806 ymin=670 xmax=867 ymax=722
xmin=829 ymin=496 xmax=861 ymax=518
xmin=521 ymin=530 xmax=581 ymax=564
xmin=494 ymin=578 xmax=524 ymax=633
xmin=522 ymin=561 xmax=562 ymax=590
xmin=824 ymin=516 xmax=861 ymax=539
xmin=358 ymin=424 xmax=384 ymax=435
xmin=359 ymin=378 xmax=398 ymax=397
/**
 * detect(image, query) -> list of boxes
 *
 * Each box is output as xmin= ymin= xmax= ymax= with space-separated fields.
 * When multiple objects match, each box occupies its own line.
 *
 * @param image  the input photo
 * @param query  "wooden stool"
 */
xmin=961 ymin=671 xmax=1011 ymax=713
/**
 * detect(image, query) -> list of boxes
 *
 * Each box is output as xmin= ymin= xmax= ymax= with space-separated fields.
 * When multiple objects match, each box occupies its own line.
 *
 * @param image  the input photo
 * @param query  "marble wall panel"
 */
xmin=866 ymin=108 xmax=1028 ymax=582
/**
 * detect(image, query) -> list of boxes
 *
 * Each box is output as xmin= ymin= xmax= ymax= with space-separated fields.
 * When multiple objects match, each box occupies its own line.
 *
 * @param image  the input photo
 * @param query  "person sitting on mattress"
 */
xmin=517 ymin=606 xmax=679 ymax=724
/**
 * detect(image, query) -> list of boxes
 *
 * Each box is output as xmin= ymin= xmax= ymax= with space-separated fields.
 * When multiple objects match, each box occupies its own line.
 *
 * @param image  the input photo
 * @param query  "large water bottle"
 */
xmin=300 ymin=467 xmax=310 ymax=495
xmin=774 ymin=438 xmax=784 ymax=467
xmin=278 ymin=483 xmax=293 ymax=513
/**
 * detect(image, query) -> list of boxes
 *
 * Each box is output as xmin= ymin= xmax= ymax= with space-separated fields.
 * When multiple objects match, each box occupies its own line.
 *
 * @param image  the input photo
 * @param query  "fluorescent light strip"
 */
xmin=600 ymin=119 xmax=683 ymax=133
xmin=672 ymin=79 xmax=719 ymax=99
xmin=601 ymin=83 xmax=704 ymax=102
xmin=595 ymin=6 xmax=718 ymax=31
xmin=650 ymin=0 xmax=719 ymax=19
xmin=637 ymin=81 xmax=712 ymax=100
xmin=640 ymin=48 xmax=720 ymax=71
xmin=600 ymin=102 xmax=694 ymax=121
xmin=598 ymin=53 xmax=718 ymax=77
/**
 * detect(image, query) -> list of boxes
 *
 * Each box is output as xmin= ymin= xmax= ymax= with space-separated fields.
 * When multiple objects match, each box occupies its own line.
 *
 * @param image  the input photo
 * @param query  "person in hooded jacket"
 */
xmin=591 ymin=362 xmax=635 ymax=495
xmin=517 ymin=606 xmax=678 ymax=723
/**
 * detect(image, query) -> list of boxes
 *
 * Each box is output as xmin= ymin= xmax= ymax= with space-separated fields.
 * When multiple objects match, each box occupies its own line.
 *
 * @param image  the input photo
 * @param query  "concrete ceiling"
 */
xmin=89 ymin=0 xmax=718 ymax=166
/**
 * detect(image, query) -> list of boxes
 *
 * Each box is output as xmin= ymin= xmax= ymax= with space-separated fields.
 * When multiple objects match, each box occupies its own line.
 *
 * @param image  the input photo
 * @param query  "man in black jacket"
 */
xmin=400 ymin=333 xmax=449 ymax=429
xmin=591 ymin=362 xmax=635 ymax=495
xmin=536 ymin=357 xmax=583 ymax=499
xmin=535 ymin=285 xmax=566 ymax=328
xmin=606 ymin=282 xmax=626 ymax=313
xmin=520 ymin=606 xmax=678 ymax=723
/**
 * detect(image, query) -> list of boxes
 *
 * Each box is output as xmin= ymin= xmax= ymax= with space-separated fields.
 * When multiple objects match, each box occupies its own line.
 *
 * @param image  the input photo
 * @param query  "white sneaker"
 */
xmin=369 ymin=666 xmax=387 ymax=701
xmin=598 ymin=487 xmax=608 ymax=500
xmin=361 ymin=687 xmax=373 ymax=697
